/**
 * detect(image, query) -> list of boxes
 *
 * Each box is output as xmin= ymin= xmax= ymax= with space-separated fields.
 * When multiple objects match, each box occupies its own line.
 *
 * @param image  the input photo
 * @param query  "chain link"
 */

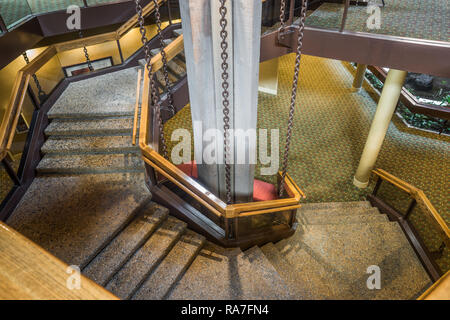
xmin=22 ymin=52 xmax=47 ymax=103
xmin=279 ymin=0 xmax=308 ymax=197
xmin=78 ymin=30 xmax=94 ymax=71
xmin=219 ymin=0 xmax=232 ymax=205
xmin=135 ymin=0 xmax=169 ymax=159
xmin=152 ymin=0 xmax=175 ymax=116
xmin=279 ymin=0 xmax=287 ymax=33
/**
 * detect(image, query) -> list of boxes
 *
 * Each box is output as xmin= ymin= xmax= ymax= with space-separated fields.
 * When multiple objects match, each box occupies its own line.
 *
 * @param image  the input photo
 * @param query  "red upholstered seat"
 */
xmin=176 ymin=161 xmax=278 ymax=201
xmin=253 ymin=179 xmax=278 ymax=201
xmin=176 ymin=161 xmax=198 ymax=178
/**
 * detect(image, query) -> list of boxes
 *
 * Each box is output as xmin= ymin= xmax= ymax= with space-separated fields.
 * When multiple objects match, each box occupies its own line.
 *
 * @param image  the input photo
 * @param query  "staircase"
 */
xmin=4 ymin=28 xmax=432 ymax=299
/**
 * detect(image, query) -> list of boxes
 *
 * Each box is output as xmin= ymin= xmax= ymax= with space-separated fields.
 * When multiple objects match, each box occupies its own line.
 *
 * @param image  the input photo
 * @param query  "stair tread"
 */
xmin=260 ymin=242 xmax=313 ymax=299
xmin=298 ymin=212 xmax=388 ymax=225
xmin=45 ymin=117 xmax=134 ymax=136
xmin=42 ymin=135 xmax=138 ymax=155
xmin=48 ymin=68 xmax=139 ymax=119
xmin=37 ymin=153 xmax=143 ymax=174
xmin=300 ymin=201 xmax=371 ymax=211
xmin=275 ymin=222 xmax=432 ymax=299
xmin=82 ymin=203 xmax=169 ymax=286
xmin=298 ymin=206 xmax=380 ymax=217
xmin=6 ymin=173 xmax=150 ymax=268
xmin=167 ymin=242 xmax=293 ymax=300
xmin=132 ymin=230 xmax=206 ymax=300
xmin=173 ymin=28 xmax=183 ymax=36
xmin=105 ymin=217 xmax=187 ymax=299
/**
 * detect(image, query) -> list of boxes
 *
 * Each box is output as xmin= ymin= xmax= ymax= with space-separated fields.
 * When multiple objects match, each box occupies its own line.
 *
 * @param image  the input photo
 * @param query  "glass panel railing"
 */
xmin=310 ymin=0 xmax=448 ymax=42
xmin=29 ymin=55 xmax=65 ymax=103
xmin=86 ymin=0 xmax=128 ymax=5
xmin=0 ymin=0 xmax=32 ymax=30
xmin=27 ymin=0 xmax=84 ymax=15
xmin=409 ymin=203 xmax=450 ymax=274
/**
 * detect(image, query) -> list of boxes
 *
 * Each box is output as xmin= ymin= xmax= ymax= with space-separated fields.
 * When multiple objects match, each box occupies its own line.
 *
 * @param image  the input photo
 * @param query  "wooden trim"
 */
xmin=21 ymin=46 xmax=57 ymax=75
xmin=0 ymin=222 xmax=118 ymax=300
xmin=116 ymin=0 xmax=165 ymax=38
xmin=372 ymin=168 xmax=417 ymax=194
xmin=54 ymin=32 xmax=117 ymax=52
xmin=150 ymin=34 xmax=184 ymax=74
xmin=143 ymin=157 xmax=224 ymax=218
xmin=418 ymin=270 xmax=450 ymax=300
xmin=132 ymin=68 xmax=142 ymax=146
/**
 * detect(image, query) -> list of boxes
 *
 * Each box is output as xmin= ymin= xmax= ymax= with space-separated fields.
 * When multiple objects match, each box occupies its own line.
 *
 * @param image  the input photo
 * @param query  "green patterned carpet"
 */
xmin=0 ymin=0 xmax=121 ymax=29
xmin=306 ymin=1 xmax=449 ymax=42
xmin=163 ymin=54 xmax=449 ymax=271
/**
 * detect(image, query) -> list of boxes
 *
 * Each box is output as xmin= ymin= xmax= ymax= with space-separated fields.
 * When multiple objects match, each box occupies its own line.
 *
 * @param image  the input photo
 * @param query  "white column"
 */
xmin=352 ymin=63 xmax=367 ymax=91
xmin=180 ymin=0 xmax=262 ymax=202
xmin=258 ymin=57 xmax=279 ymax=95
xmin=353 ymin=69 xmax=407 ymax=188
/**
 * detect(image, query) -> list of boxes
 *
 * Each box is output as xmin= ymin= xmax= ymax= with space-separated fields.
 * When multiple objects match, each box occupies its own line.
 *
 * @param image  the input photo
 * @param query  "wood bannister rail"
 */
xmin=418 ymin=270 xmax=450 ymax=300
xmin=0 ymin=1 xmax=164 ymax=161
xmin=372 ymin=168 xmax=450 ymax=247
xmin=0 ymin=222 xmax=118 ymax=300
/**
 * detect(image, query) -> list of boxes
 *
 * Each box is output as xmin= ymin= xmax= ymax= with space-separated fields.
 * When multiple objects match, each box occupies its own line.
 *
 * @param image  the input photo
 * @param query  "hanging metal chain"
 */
xmin=219 ymin=0 xmax=232 ymax=205
xmin=152 ymin=0 xmax=175 ymax=116
xmin=135 ymin=0 xmax=169 ymax=159
xmin=78 ymin=30 xmax=94 ymax=71
xmin=22 ymin=52 xmax=47 ymax=103
xmin=279 ymin=0 xmax=308 ymax=197
xmin=279 ymin=0 xmax=287 ymax=33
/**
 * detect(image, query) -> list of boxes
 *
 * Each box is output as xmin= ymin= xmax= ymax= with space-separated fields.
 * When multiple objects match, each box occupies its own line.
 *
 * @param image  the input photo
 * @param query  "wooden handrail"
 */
xmin=0 ymin=222 xmax=118 ymax=300
xmin=418 ymin=270 xmax=450 ymax=300
xmin=0 ymin=2 xmax=165 ymax=162
xmin=116 ymin=0 xmax=165 ymax=38
xmin=372 ymin=168 xmax=450 ymax=247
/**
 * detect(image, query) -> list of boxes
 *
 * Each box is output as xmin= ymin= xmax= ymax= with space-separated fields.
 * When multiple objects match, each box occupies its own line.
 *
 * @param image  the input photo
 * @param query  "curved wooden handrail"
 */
xmin=418 ymin=270 xmax=450 ymax=300
xmin=139 ymin=34 xmax=305 ymax=220
xmin=0 ymin=222 xmax=118 ymax=300
xmin=0 ymin=1 xmax=165 ymax=162
xmin=372 ymin=168 xmax=450 ymax=247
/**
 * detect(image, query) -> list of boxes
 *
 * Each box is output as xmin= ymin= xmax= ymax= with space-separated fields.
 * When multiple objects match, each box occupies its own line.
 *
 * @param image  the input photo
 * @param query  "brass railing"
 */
xmin=0 ymin=0 xmax=165 ymax=162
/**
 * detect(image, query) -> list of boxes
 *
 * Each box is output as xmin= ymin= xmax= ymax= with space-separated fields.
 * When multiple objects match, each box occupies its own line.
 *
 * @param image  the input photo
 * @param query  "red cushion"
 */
xmin=175 ymin=162 xmax=277 ymax=201
xmin=176 ymin=161 xmax=198 ymax=178
xmin=253 ymin=179 xmax=278 ymax=201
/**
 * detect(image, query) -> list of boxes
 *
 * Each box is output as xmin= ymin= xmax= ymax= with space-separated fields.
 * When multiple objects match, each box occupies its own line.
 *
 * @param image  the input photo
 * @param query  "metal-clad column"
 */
xmin=180 ymin=0 xmax=262 ymax=202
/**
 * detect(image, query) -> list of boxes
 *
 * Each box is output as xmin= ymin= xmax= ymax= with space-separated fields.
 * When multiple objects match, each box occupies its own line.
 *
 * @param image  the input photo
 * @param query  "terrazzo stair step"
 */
xmin=167 ymin=59 xmax=186 ymax=79
xmin=132 ymin=230 xmax=206 ymax=300
xmin=105 ymin=217 xmax=187 ymax=299
xmin=41 ymin=135 xmax=139 ymax=155
xmin=297 ymin=212 xmax=389 ymax=225
xmin=37 ymin=154 xmax=143 ymax=174
xmin=299 ymin=201 xmax=372 ymax=212
xmin=167 ymin=242 xmax=294 ymax=300
xmin=298 ymin=206 xmax=381 ymax=218
xmin=275 ymin=222 xmax=432 ymax=299
xmin=6 ymin=173 xmax=151 ymax=268
xmin=260 ymin=242 xmax=314 ymax=299
xmin=173 ymin=28 xmax=183 ymax=36
xmin=45 ymin=117 xmax=134 ymax=136
xmin=48 ymin=68 xmax=138 ymax=119
xmin=82 ymin=203 xmax=169 ymax=286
